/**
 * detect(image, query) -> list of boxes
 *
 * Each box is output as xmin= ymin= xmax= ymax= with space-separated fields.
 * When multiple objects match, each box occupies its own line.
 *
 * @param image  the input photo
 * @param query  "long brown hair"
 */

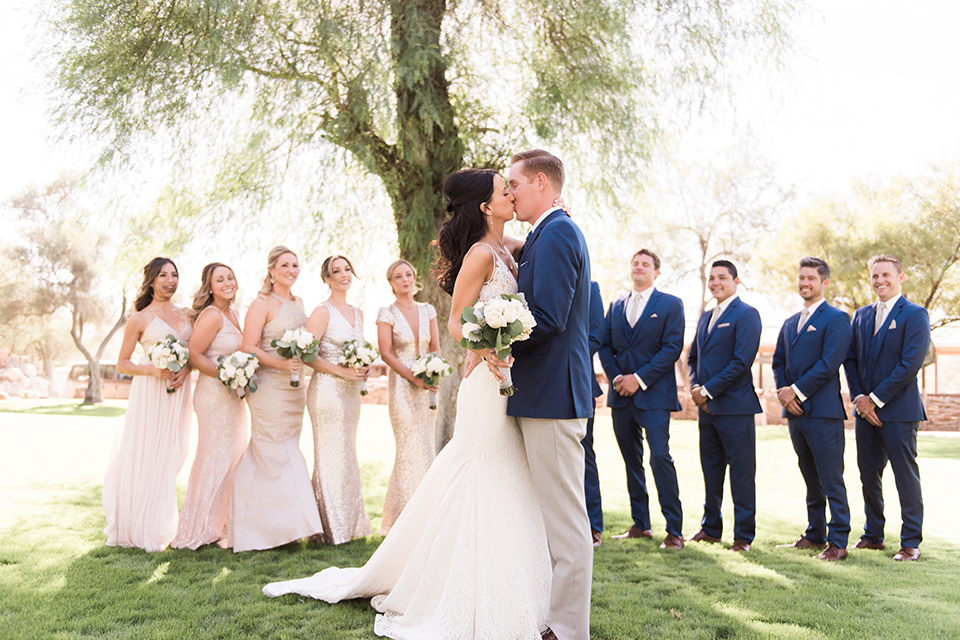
xmin=260 ymin=246 xmax=298 ymax=295
xmin=189 ymin=262 xmax=235 ymax=324
xmin=134 ymin=257 xmax=178 ymax=312
xmin=435 ymin=169 xmax=497 ymax=295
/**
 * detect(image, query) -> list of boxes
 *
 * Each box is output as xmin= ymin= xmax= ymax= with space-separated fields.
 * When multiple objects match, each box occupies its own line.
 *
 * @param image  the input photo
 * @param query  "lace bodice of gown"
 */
xmin=260 ymin=294 xmax=308 ymax=371
xmin=318 ymin=302 xmax=363 ymax=363
xmin=477 ymin=249 xmax=518 ymax=302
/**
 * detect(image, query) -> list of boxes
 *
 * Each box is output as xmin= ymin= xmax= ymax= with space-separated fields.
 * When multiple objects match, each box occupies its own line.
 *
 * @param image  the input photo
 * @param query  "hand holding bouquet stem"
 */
xmin=410 ymin=353 xmax=453 ymax=409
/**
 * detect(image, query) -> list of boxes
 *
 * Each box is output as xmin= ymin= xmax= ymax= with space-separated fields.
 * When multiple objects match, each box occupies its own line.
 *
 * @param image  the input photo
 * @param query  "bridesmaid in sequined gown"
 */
xmin=171 ymin=263 xmax=249 ymax=550
xmin=305 ymin=254 xmax=373 ymax=545
xmin=376 ymin=259 xmax=441 ymax=535
xmin=103 ymin=258 xmax=193 ymax=552
xmin=226 ymin=246 xmax=322 ymax=552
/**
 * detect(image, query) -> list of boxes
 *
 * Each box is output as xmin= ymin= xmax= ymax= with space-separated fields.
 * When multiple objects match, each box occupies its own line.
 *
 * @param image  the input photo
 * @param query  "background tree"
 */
xmin=5 ymin=177 xmax=127 ymax=404
xmin=759 ymin=164 xmax=960 ymax=328
xmin=49 ymin=0 xmax=798 ymax=440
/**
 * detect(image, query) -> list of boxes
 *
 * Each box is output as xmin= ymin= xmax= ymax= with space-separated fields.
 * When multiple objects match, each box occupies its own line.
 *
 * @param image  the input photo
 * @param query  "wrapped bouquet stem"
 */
xmin=410 ymin=353 xmax=453 ymax=409
xmin=340 ymin=339 xmax=379 ymax=395
xmin=271 ymin=328 xmax=320 ymax=387
xmin=148 ymin=334 xmax=190 ymax=393
xmin=459 ymin=293 xmax=536 ymax=396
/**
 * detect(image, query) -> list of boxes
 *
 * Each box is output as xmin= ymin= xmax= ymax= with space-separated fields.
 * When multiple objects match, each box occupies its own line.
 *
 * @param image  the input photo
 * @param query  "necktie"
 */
xmin=627 ymin=293 xmax=642 ymax=327
xmin=708 ymin=305 xmax=721 ymax=333
xmin=874 ymin=301 xmax=886 ymax=335
xmin=798 ymin=308 xmax=810 ymax=333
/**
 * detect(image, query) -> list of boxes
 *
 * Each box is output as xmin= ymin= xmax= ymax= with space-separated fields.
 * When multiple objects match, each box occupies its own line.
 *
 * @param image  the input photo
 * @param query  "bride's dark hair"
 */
xmin=435 ymin=169 xmax=498 ymax=295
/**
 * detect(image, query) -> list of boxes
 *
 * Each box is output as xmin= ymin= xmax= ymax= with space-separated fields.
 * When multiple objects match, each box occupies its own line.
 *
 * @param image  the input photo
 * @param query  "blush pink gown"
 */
xmin=171 ymin=307 xmax=249 ymax=550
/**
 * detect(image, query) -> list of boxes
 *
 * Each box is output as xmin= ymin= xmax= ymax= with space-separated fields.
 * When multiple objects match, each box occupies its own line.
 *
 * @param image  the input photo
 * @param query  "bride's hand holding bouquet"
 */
xmin=459 ymin=293 xmax=536 ymax=396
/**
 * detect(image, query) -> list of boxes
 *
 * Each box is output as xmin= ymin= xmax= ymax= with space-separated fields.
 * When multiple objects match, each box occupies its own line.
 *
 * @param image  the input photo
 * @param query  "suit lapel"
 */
xmin=629 ymin=290 xmax=660 ymax=345
xmin=518 ymin=208 xmax=564 ymax=267
xmin=870 ymin=297 xmax=905 ymax=359
xmin=613 ymin=296 xmax=630 ymax=344
xmin=705 ymin=297 xmax=739 ymax=345
xmin=792 ymin=304 xmax=825 ymax=346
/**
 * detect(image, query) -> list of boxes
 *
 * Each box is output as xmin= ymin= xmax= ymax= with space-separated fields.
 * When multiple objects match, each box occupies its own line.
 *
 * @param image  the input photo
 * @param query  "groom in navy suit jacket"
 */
xmin=506 ymin=149 xmax=593 ymax=640
xmin=598 ymin=249 xmax=685 ymax=550
xmin=772 ymin=257 xmax=852 ymax=561
xmin=686 ymin=260 xmax=762 ymax=552
xmin=844 ymin=254 xmax=929 ymax=562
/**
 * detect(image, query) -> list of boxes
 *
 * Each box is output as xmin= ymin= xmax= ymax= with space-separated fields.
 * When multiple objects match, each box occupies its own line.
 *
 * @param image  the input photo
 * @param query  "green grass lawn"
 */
xmin=1 ymin=403 xmax=959 ymax=639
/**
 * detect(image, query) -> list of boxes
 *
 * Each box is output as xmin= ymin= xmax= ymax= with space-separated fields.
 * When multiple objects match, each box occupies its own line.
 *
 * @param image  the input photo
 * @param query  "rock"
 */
xmin=0 ymin=367 xmax=26 ymax=383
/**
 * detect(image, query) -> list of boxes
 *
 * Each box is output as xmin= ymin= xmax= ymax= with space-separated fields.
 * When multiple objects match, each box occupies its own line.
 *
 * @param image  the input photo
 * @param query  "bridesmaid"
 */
xmin=225 ymin=246 xmax=323 ymax=552
xmin=171 ymin=263 xmax=249 ymax=550
xmin=305 ymin=254 xmax=373 ymax=544
xmin=376 ymin=259 xmax=440 ymax=535
xmin=103 ymin=257 xmax=192 ymax=552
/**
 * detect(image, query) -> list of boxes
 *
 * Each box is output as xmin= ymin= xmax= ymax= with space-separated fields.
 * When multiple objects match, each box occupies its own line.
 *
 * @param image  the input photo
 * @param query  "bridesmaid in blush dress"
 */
xmin=103 ymin=257 xmax=193 ymax=552
xmin=305 ymin=254 xmax=373 ymax=544
xmin=376 ymin=259 xmax=440 ymax=535
xmin=171 ymin=263 xmax=249 ymax=550
xmin=225 ymin=246 xmax=323 ymax=552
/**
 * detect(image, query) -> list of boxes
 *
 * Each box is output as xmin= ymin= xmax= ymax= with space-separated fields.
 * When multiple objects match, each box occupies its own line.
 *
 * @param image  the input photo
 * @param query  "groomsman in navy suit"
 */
xmin=772 ymin=257 xmax=852 ymax=561
xmin=686 ymin=260 xmax=762 ymax=552
xmin=845 ymin=254 xmax=929 ymax=562
xmin=598 ymin=250 xmax=685 ymax=550
xmin=582 ymin=281 xmax=606 ymax=547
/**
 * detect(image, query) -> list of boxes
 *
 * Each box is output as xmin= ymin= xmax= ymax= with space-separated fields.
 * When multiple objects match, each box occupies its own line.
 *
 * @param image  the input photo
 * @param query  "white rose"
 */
xmin=244 ymin=363 xmax=256 ymax=376
xmin=223 ymin=363 xmax=237 ymax=378
xmin=237 ymin=374 xmax=247 ymax=387
xmin=502 ymin=303 xmax=519 ymax=324
xmin=461 ymin=322 xmax=482 ymax=342
xmin=519 ymin=308 xmax=536 ymax=330
xmin=411 ymin=361 xmax=426 ymax=375
xmin=485 ymin=306 xmax=507 ymax=328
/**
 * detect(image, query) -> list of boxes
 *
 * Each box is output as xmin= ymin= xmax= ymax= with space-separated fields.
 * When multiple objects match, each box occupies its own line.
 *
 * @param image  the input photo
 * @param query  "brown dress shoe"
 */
xmin=853 ymin=537 xmax=886 ymax=551
xmin=776 ymin=536 xmax=826 ymax=551
xmin=893 ymin=546 xmax=921 ymax=561
xmin=730 ymin=539 xmax=752 ymax=552
xmin=660 ymin=534 xmax=684 ymax=550
xmin=686 ymin=528 xmax=722 ymax=543
xmin=541 ymin=627 xmax=559 ymax=640
xmin=592 ymin=530 xmax=603 ymax=548
xmin=612 ymin=526 xmax=653 ymax=540
xmin=815 ymin=543 xmax=848 ymax=561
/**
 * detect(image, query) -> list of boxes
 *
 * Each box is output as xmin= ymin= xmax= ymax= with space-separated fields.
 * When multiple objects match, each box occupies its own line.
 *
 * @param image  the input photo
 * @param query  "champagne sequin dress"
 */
xmin=377 ymin=302 xmax=438 ymax=535
xmin=171 ymin=307 xmax=249 ymax=550
xmin=102 ymin=309 xmax=193 ymax=552
xmin=226 ymin=294 xmax=323 ymax=552
xmin=307 ymin=301 xmax=373 ymax=544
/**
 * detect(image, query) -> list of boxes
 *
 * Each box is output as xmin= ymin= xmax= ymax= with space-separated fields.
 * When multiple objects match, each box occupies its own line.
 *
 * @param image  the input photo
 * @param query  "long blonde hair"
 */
xmin=189 ymin=262 xmax=234 ymax=324
xmin=260 ymin=246 xmax=298 ymax=295
xmin=386 ymin=259 xmax=422 ymax=295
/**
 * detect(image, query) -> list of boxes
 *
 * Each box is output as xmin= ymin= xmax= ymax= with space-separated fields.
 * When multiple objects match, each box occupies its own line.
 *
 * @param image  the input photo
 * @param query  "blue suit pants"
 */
xmin=697 ymin=412 xmax=756 ymax=542
xmin=580 ymin=402 xmax=603 ymax=533
xmin=855 ymin=418 xmax=923 ymax=548
xmin=612 ymin=406 xmax=683 ymax=536
xmin=788 ymin=416 xmax=850 ymax=548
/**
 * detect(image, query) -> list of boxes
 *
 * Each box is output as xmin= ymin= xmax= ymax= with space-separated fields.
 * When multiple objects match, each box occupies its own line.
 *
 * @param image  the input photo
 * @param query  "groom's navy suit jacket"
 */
xmin=772 ymin=302 xmax=851 ymax=420
xmin=508 ymin=208 xmax=593 ymax=420
xmin=598 ymin=289 xmax=684 ymax=412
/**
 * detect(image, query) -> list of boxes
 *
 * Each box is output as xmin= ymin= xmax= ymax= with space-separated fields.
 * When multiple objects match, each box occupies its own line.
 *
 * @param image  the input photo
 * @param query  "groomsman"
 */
xmin=845 ymin=254 xmax=929 ymax=561
xmin=686 ymin=260 xmax=762 ymax=552
xmin=598 ymin=250 xmax=685 ymax=550
xmin=772 ymin=257 xmax=852 ymax=561
xmin=582 ymin=281 xmax=606 ymax=547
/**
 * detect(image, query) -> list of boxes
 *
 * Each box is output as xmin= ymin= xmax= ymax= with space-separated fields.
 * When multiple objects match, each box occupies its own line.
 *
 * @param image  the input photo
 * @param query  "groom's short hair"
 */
xmin=511 ymin=149 xmax=565 ymax=189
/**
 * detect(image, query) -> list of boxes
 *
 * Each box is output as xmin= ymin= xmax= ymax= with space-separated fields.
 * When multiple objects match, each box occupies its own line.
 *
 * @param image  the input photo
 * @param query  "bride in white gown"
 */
xmin=263 ymin=169 xmax=553 ymax=639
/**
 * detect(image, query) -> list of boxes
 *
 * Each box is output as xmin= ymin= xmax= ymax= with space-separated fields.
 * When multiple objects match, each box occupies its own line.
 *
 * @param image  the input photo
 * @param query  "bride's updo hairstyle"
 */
xmin=134 ymin=257 xmax=178 ymax=312
xmin=435 ymin=168 xmax=498 ymax=295
xmin=260 ymin=245 xmax=298 ymax=295
xmin=189 ymin=262 xmax=235 ymax=324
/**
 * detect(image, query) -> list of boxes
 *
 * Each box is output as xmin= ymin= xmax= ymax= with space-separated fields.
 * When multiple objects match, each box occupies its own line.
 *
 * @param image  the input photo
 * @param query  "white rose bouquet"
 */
xmin=216 ymin=351 xmax=260 ymax=398
xmin=147 ymin=334 xmax=190 ymax=393
xmin=459 ymin=293 xmax=536 ymax=396
xmin=410 ymin=352 xmax=453 ymax=409
xmin=271 ymin=327 xmax=320 ymax=387
xmin=340 ymin=339 xmax=379 ymax=396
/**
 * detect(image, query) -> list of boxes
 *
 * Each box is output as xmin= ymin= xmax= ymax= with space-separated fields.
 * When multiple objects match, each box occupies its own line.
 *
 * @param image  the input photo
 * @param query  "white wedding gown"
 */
xmin=264 ymin=254 xmax=551 ymax=639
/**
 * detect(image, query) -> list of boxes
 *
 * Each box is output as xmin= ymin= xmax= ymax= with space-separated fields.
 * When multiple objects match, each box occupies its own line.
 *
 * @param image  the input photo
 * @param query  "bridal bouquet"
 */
xmin=459 ymin=293 xmax=536 ymax=396
xmin=340 ymin=339 xmax=379 ymax=396
xmin=410 ymin=352 xmax=453 ymax=409
xmin=148 ymin=334 xmax=190 ymax=393
xmin=271 ymin=328 xmax=320 ymax=387
xmin=216 ymin=351 xmax=260 ymax=398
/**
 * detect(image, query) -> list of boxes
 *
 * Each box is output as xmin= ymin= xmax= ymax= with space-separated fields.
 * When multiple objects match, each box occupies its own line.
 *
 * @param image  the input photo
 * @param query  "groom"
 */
xmin=507 ymin=149 xmax=594 ymax=640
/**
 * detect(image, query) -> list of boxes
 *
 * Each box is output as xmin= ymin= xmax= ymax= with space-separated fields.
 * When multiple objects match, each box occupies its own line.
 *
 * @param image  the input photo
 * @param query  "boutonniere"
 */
xmin=717 ymin=322 xmax=730 ymax=329
xmin=806 ymin=325 xmax=817 ymax=332
xmin=889 ymin=319 xmax=897 ymax=330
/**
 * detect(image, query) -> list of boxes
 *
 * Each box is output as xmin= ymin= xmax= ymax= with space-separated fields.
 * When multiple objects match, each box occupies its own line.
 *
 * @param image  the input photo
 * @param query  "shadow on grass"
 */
xmin=0 ymin=402 xmax=127 ymax=418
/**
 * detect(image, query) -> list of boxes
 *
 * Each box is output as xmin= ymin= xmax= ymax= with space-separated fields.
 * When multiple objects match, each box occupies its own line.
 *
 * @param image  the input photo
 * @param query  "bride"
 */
xmin=263 ymin=168 xmax=554 ymax=639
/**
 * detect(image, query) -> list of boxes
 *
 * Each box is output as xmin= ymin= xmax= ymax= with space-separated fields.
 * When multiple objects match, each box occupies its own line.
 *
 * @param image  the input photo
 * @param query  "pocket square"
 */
xmin=650 ymin=313 xmax=658 ymax=318
xmin=806 ymin=325 xmax=817 ymax=332
xmin=889 ymin=319 xmax=897 ymax=329
xmin=717 ymin=322 xmax=730 ymax=328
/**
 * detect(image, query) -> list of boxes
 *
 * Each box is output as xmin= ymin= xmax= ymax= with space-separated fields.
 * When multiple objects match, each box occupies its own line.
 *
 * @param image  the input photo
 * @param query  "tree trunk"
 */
xmin=73 ymin=295 xmax=127 ymax=405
